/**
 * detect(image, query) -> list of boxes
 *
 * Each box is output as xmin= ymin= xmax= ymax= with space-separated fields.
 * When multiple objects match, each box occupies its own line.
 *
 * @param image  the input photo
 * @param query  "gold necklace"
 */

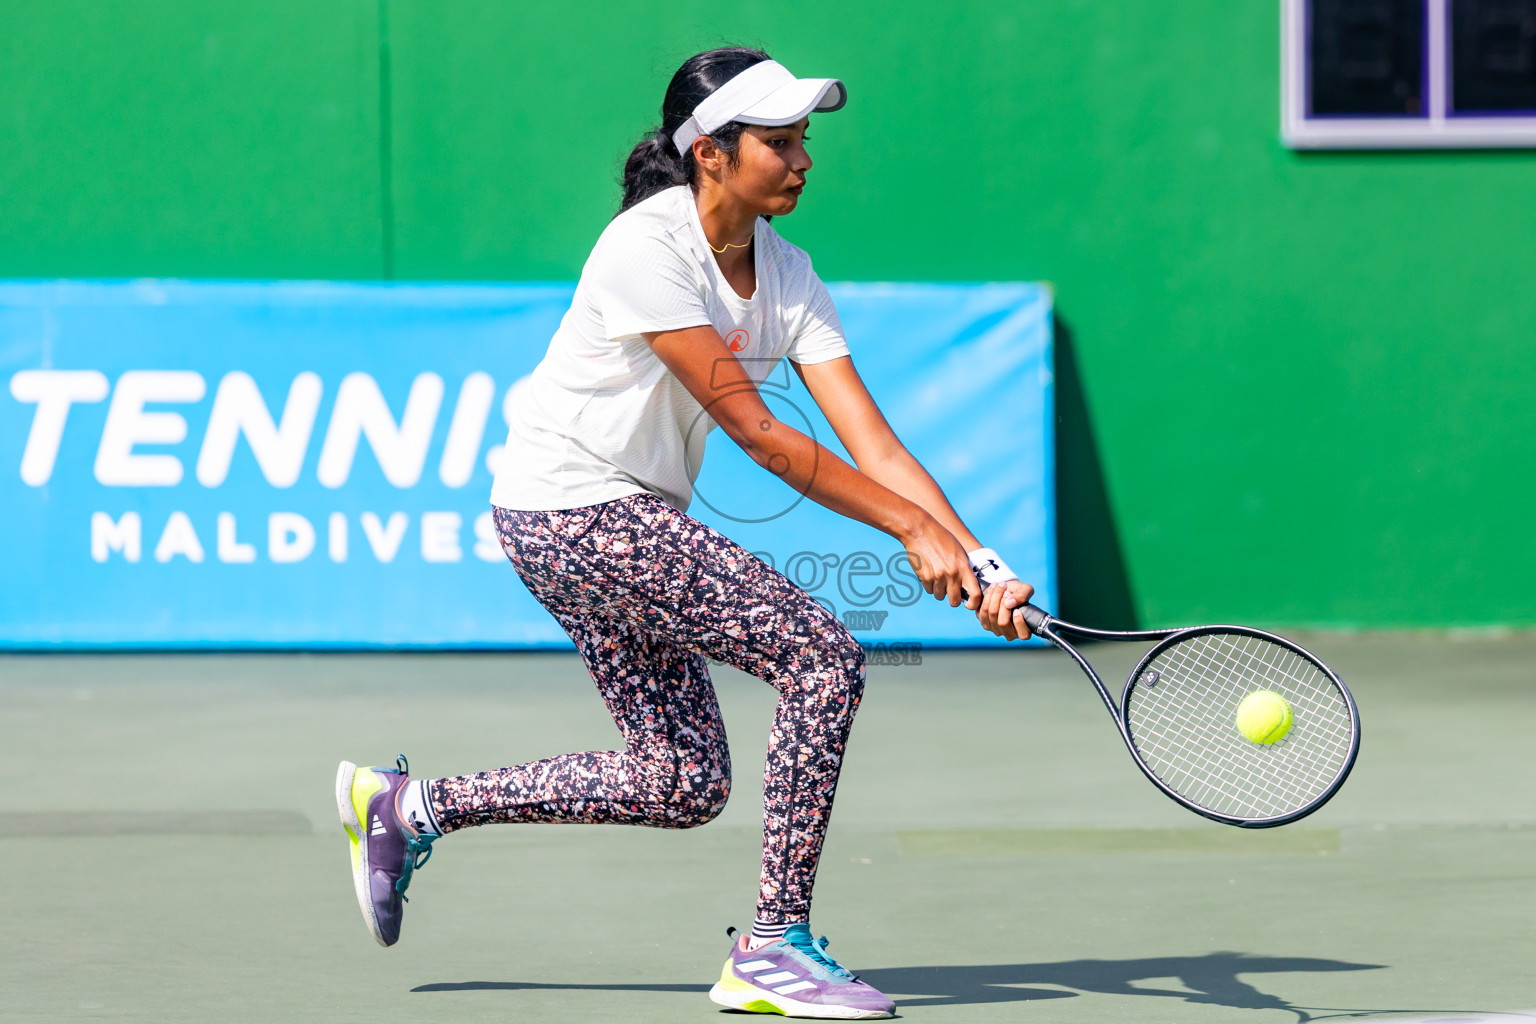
xmin=709 ymin=238 xmax=751 ymax=254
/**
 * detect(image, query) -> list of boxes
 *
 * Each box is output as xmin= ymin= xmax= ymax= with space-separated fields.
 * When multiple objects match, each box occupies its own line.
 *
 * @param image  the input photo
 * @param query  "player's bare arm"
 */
xmin=648 ymin=325 xmax=982 ymax=609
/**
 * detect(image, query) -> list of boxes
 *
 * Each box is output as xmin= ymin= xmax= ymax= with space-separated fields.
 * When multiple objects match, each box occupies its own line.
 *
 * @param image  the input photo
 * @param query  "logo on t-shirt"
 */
xmin=725 ymin=329 xmax=750 ymax=352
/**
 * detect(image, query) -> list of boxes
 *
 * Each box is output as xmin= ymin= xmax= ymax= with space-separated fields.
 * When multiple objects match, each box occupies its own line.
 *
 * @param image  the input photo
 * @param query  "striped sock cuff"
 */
xmin=748 ymin=918 xmax=801 ymax=948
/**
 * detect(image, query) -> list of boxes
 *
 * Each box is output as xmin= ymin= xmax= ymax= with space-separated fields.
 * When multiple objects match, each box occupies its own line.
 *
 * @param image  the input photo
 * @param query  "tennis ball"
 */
xmin=1235 ymin=689 xmax=1293 ymax=744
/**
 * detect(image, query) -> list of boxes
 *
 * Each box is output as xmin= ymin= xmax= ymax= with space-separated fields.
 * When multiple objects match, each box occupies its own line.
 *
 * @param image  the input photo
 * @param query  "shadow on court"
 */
xmin=415 ymin=981 xmax=712 ymax=994
xmin=413 ymin=952 xmax=1387 ymax=1018
xmin=864 ymin=953 xmax=1378 ymax=1013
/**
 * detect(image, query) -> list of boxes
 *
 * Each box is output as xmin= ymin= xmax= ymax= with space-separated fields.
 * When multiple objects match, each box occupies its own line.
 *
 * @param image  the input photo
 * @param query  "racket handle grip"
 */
xmin=1019 ymin=603 xmax=1051 ymax=633
xmin=961 ymin=584 xmax=1052 ymax=634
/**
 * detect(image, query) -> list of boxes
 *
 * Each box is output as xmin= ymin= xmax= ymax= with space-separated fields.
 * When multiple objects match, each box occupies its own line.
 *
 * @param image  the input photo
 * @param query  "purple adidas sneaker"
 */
xmin=335 ymin=756 xmax=436 ymax=947
xmin=708 ymin=924 xmax=895 ymax=1019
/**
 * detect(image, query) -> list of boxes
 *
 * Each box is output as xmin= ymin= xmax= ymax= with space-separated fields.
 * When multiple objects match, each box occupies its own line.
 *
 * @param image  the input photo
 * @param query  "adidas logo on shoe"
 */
xmin=736 ymin=960 xmax=817 ymax=995
xmin=370 ymin=815 xmax=387 ymax=836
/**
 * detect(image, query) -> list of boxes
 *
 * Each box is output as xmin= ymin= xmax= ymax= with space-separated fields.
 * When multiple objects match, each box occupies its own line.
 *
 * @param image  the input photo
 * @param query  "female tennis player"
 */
xmin=337 ymin=47 xmax=1034 ymax=1020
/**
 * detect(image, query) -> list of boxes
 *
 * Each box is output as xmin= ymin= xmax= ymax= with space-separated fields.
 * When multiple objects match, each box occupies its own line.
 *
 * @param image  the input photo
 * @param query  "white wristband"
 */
xmin=967 ymin=547 xmax=1018 ymax=589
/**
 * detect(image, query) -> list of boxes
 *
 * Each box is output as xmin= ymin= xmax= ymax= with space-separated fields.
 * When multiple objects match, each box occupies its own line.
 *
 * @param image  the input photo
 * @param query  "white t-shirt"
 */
xmin=490 ymin=185 xmax=851 ymax=512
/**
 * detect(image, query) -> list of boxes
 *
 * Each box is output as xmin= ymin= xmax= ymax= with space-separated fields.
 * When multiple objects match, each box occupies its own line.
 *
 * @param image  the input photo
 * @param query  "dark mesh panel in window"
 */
xmin=1309 ymin=0 xmax=1427 ymax=115
xmin=1451 ymin=0 xmax=1536 ymax=112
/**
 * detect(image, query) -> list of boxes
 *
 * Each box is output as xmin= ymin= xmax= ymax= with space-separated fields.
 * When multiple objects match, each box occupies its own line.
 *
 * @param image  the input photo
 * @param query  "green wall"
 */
xmin=3 ymin=2 xmax=1534 ymax=629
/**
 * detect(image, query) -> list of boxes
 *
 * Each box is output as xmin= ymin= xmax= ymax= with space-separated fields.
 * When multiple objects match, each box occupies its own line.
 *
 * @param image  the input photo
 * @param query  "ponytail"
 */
xmin=617 ymin=47 xmax=770 ymax=214
xmin=619 ymin=130 xmax=689 ymax=212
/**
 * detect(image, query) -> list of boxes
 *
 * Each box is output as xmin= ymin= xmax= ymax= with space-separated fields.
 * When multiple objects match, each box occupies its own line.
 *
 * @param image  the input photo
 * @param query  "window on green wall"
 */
xmin=1281 ymin=0 xmax=1536 ymax=147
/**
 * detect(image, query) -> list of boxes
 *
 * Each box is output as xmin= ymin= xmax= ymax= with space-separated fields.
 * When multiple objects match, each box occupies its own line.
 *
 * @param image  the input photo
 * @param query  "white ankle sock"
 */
xmin=748 ymin=919 xmax=798 ymax=948
xmin=397 ymin=778 xmax=442 ymax=835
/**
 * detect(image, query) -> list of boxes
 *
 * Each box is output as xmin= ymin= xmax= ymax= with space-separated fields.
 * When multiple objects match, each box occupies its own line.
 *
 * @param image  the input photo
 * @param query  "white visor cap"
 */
xmin=672 ymin=60 xmax=846 ymax=156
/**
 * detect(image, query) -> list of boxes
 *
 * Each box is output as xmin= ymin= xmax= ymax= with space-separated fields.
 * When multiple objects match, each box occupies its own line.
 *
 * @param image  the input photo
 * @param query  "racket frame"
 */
xmin=1020 ymin=605 xmax=1361 ymax=828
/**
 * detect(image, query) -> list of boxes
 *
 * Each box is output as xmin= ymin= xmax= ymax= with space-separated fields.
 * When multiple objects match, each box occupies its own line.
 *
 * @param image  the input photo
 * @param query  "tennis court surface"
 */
xmin=3 ymin=635 xmax=1533 ymax=1023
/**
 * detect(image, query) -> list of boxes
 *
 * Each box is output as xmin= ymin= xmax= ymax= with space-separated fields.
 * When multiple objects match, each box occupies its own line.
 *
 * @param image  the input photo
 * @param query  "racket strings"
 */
xmin=1124 ymin=631 xmax=1354 ymax=821
xmin=1146 ymin=641 xmax=1348 ymax=815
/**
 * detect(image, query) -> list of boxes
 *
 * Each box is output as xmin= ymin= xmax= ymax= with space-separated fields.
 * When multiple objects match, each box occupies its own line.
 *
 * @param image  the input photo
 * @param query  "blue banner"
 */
xmin=0 ymin=280 xmax=1052 ymax=649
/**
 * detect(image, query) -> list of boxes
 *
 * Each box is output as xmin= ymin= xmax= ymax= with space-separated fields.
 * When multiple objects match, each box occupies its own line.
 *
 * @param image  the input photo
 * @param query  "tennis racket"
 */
xmin=1008 ymin=599 xmax=1360 ymax=827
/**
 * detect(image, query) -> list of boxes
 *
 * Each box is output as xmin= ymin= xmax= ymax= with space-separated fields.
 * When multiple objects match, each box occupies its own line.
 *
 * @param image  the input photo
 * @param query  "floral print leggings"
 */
xmin=426 ymin=492 xmax=867 ymax=925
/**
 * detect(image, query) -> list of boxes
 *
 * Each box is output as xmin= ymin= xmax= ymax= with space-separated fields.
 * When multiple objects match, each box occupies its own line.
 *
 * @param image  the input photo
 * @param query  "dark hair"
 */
xmin=619 ymin=47 xmax=771 ymax=213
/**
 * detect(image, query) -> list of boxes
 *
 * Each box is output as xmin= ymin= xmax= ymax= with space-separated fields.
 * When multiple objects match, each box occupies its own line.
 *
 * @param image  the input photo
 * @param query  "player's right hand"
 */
xmin=978 ymin=579 xmax=1035 ymax=641
xmin=900 ymin=517 xmax=981 ymax=609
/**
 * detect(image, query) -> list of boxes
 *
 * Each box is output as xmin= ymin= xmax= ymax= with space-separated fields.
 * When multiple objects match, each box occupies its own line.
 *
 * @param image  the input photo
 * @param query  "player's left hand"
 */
xmin=977 ymin=579 xmax=1035 ymax=641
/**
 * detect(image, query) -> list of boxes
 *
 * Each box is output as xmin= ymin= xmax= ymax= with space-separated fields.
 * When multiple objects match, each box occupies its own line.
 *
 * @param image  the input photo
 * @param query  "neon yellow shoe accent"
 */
xmin=711 ymin=958 xmax=787 ymax=1014
xmin=350 ymin=767 xmax=385 ymax=826
xmin=739 ymin=1000 xmax=786 ymax=1014
xmin=715 ymin=959 xmax=756 ymax=992
xmin=346 ymin=767 xmax=385 ymax=876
